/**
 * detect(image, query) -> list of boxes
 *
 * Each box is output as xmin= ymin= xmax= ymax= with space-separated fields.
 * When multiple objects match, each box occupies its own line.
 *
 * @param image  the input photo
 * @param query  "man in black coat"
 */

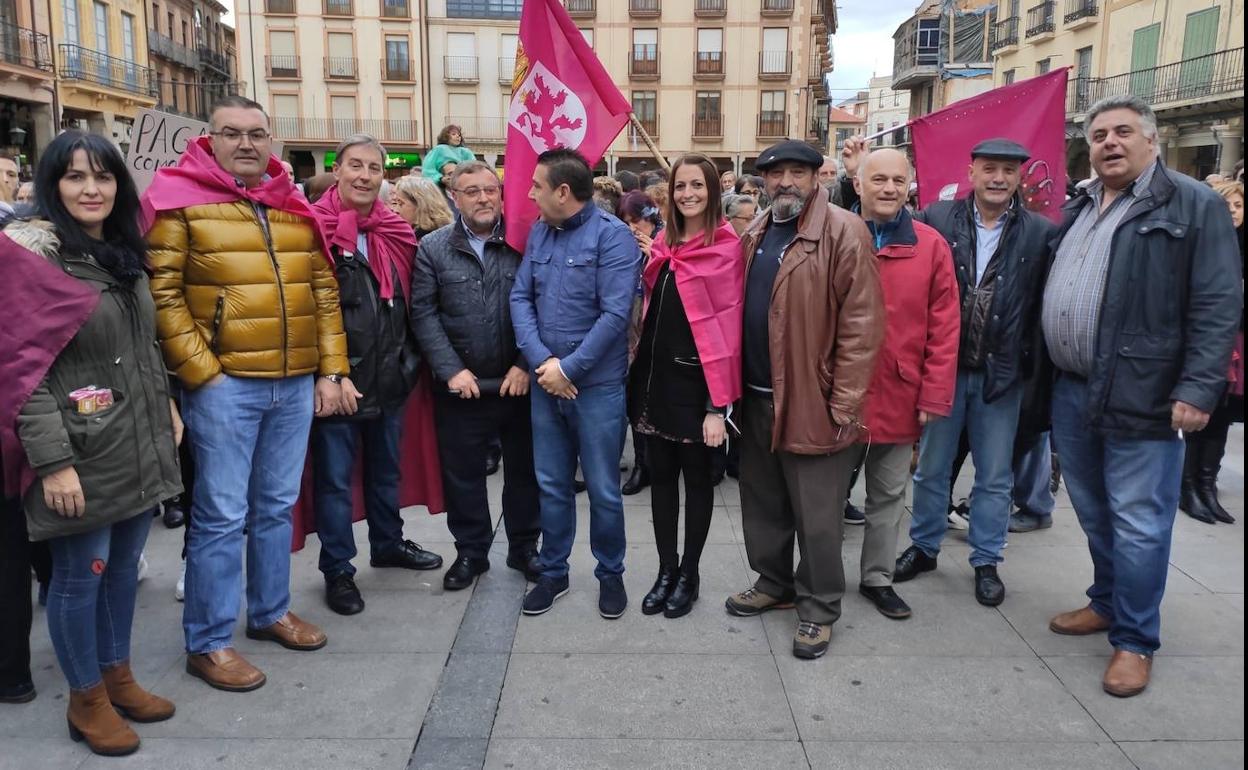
xmin=409 ymin=161 xmax=541 ymax=591
xmin=1043 ymin=95 xmax=1241 ymax=698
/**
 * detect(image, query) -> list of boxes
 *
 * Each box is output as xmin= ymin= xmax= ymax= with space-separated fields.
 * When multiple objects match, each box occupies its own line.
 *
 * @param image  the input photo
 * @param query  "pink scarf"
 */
xmin=642 ymin=221 xmax=744 ymax=408
xmin=311 ymin=185 xmax=416 ymax=301
xmin=140 ymin=136 xmax=322 ymax=246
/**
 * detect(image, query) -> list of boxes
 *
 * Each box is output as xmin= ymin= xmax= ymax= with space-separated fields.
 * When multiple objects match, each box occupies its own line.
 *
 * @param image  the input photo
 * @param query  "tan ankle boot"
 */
xmin=102 ymin=662 xmax=176 ymax=722
xmin=67 ymin=682 xmax=140 ymax=756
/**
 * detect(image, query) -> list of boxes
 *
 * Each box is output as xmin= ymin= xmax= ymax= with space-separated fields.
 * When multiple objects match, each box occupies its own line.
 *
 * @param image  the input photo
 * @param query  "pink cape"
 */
xmin=311 ymin=185 xmax=417 ymax=302
xmin=642 ymin=222 xmax=744 ymax=408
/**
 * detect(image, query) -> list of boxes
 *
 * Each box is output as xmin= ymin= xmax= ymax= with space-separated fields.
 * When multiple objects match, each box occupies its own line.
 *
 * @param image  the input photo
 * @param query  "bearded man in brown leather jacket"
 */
xmin=724 ymin=140 xmax=885 ymax=660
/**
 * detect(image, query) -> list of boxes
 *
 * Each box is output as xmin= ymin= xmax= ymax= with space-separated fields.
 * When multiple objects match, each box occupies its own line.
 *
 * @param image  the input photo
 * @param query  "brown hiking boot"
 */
xmin=792 ymin=621 xmax=832 ymax=660
xmin=244 ymin=612 xmax=327 ymax=651
xmin=101 ymin=662 xmax=175 ymax=722
xmin=1049 ymin=605 xmax=1111 ymax=636
xmin=724 ymin=587 xmax=794 ymax=617
xmin=1103 ymin=649 xmax=1152 ymax=697
xmin=67 ymin=682 xmax=140 ymax=756
xmin=186 ymin=649 xmax=266 ymax=692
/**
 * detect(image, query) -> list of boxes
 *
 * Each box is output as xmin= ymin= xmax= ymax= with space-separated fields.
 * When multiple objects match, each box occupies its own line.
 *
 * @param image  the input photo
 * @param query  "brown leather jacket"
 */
xmin=741 ymin=195 xmax=885 ymax=455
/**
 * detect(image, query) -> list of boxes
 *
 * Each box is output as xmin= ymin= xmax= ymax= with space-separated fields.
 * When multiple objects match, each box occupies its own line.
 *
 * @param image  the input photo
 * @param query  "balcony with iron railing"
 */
xmin=58 ymin=44 xmax=157 ymax=97
xmin=760 ymin=0 xmax=794 ymax=17
xmin=1064 ymin=0 xmax=1097 ymax=27
xmin=757 ymin=113 xmax=789 ymax=138
xmin=200 ymin=48 xmax=230 ymax=75
xmin=809 ymin=51 xmax=827 ymax=83
xmin=564 ymin=0 xmax=596 ymax=19
xmin=807 ymin=115 xmax=829 ymax=149
xmin=148 ymin=32 xmax=198 ymax=68
xmin=324 ymin=57 xmax=358 ymax=80
xmin=498 ymin=57 xmax=515 ymax=84
xmin=992 ymin=17 xmax=1019 ymax=53
xmin=0 ymin=21 xmax=53 ymax=72
xmin=381 ymin=0 xmax=410 ymax=18
xmin=629 ymin=0 xmax=659 ymax=17
xmin=445 ymin=116 xmax=507 ymax=142
xmin=694 ymin=51 xmax=724 ymax=79
xmin=266 ymin=54 xmax=300 ymax=78
xmin=629 ymin=115 xmax=659 ymax=140
xmin=264 ymin=0 xmax=295 ymax=13
xmin=630 ymin=46 xmax=659 ymax=79
xmin=1066 ymin=47 xmax=1244 ymax=116
xmin=1025 ymin=1 xmax=1055 ymax=40
xmin=811 ymin=0 xmax=826 ymax=20
xmin=323 ymin=0 xmax=353 ymax=16
xmin=892 ymin=15 xmax=940 ymax=89
xmin=694 ymin=0 xmax=725 ymax=17
xmin=444 ymin=55 xmax=479 ymax=82
xmin=759 ymin=50 xmax=792 ymax=79
xmin=272 ymin=116 xmax=420 ymax=143
xmin=382 ymin=58 xmax=415 ymax=81
xmin=692 ymin=113 xmax=722 ymax=139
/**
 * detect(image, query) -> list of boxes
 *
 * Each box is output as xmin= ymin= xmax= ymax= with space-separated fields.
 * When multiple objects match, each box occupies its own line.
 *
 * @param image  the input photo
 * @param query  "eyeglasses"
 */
xmin=210 ymin=129 xmax=272 ymax=145
xmin=453 ymin=185 xmax=501 ymax=198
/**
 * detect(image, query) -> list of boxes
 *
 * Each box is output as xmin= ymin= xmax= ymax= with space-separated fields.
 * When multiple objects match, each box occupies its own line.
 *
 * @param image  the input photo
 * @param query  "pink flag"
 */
xmin=911 ymin=69 xmax=1068 ymax=222
xmin=503 ymin=0 xmax=632 ymax=252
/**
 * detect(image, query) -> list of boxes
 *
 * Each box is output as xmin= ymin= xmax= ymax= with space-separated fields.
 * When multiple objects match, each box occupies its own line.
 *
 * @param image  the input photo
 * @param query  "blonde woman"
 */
xmin=390 ymin=175 xmax=454 ymax=239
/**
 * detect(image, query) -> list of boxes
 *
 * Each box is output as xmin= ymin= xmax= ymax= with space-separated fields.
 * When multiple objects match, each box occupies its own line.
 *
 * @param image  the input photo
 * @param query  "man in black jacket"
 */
xmin=845 ymin=137 xmax=1054 ymax=607
xmin=410 ymin=161 xmax=541 ymax=591
xmin=1043 ymin=96 xmax=1240 ymax=698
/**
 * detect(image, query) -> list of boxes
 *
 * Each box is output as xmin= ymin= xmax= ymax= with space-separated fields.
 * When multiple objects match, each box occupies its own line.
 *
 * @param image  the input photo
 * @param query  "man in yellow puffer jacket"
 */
xmin=145 ymin=96 xmax=351 ymax=694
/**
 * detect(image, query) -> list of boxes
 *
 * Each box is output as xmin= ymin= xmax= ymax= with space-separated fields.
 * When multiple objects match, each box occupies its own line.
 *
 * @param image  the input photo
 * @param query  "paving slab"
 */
xmin=492 ymin=653 xmax=796 ymax=740
xmin=1168 ymin=530 xmax=1246 ymax=594
xmin=1118 ymin=739 xmax=1245 ymax=770
xmin=0 ymin=738 xmax=93 ymax=770
xmin=483 ymin=738 xmax=810 ymax=770
xmin=77 ymin=738 xmax=413 ymax=770
xmin=803 ymin=740 xmax=1134 ymax=769
xmin=775 ymin=655 xmax=1106 ymax=742
xmin=1044 ymin=655 xmax=1245 ymax=742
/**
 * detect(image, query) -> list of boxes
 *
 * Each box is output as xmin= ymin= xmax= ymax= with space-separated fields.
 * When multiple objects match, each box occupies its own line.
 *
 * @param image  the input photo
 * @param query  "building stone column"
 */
xmin=1156 ymin=125 xmax=1180 ymax=169
xmin=31 ymin=104 xmax=55 ymax=159
xmin=1213 ymin=123 xmax=1243 ymax=176
xmin=311 ymin=149 xmax=327 ymax=173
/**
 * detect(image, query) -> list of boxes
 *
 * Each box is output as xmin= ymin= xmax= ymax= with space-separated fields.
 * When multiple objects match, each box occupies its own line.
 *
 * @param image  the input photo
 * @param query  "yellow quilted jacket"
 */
xmin=147 ymin=201 xmax=349 ymax=389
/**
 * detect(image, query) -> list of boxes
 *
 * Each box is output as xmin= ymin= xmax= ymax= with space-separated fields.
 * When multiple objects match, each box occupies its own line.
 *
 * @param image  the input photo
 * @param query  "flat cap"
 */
xmin=971 ymin=138 xmax=1031 ymax=162
xmin=756 ymin=140 xmax=824 ymax=172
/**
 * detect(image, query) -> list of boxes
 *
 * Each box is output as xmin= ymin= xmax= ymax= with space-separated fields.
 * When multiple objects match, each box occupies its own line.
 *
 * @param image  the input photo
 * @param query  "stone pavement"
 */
xmin=2 ymin=428 xmax=1243 ymax=770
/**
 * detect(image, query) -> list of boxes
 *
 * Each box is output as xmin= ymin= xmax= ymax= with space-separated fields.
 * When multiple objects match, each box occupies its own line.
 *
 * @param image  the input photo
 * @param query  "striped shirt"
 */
xmin=1042 ymin=163 xmax=1156 ymax=376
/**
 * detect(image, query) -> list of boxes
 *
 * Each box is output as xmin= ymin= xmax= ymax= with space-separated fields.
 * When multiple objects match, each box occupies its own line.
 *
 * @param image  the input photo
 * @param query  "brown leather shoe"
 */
xmin=67 ymin=682 xmax=140 ymax=756
xmin=1103 ymin=649 xmax=1152 ymax=697
xmin=245 ymin=611 xmax=328 ymax=651
xmin=101 ymin=662 xmax=175 ymax=722
xmin=186 ymin=649 xmax=266 ymax=692
xmin=1049 ymin=605 xmax=1111 ymax=636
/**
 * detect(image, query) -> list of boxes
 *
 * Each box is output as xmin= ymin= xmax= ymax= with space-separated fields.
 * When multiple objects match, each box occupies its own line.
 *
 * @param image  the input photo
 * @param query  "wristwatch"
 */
xmin=324 ymin=374 xmax=343 ymax=384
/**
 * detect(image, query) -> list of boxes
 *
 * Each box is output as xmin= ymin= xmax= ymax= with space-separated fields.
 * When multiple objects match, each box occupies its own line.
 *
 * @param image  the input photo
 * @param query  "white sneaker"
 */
xmin=946 ymin=510 xmax=970 ymax=531
xmin=137 ymin=552 xmax=149 ymax=582
xmin=174 ymin=563 xmax=185 ymax=602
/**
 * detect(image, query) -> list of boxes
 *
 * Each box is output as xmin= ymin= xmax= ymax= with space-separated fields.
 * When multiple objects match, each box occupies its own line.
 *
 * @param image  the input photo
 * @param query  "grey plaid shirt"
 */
xmin=1042 ymin=163 xmax=1157 ymax=376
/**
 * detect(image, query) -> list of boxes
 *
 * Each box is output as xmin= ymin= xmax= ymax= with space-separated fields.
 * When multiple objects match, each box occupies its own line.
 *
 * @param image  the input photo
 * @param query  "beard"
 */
xmin=771 ymin=186 xmax=810 ymax=221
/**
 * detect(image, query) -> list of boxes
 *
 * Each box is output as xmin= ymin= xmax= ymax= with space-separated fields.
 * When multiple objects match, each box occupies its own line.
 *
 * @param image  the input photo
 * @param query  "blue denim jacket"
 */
xmin=510 ymin=202 xmax=642 ymax=388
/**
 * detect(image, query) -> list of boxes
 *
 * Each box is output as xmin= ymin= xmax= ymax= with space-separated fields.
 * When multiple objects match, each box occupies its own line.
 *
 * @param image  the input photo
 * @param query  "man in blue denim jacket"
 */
xmin=510 ymin=148 xmax=642 ymax=620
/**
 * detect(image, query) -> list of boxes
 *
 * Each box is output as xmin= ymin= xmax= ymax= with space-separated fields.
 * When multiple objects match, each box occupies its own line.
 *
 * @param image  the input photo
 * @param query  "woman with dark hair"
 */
xmin=0 ymin=131 xmax=182 ymax=754
xmin=421 ymin=123 xmax=475 ymax=183
xmin=734 ymin=174 xmax=765 ymax=201
xmin=629 ymin=153 xmax=743 ymax=618
xmin=618 ymin=190 xmax=665 ymax=495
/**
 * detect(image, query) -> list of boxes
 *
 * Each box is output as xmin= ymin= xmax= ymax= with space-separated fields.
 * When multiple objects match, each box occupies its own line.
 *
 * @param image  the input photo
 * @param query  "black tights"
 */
xmin=647 ymin=435 xmax=715 ymax=575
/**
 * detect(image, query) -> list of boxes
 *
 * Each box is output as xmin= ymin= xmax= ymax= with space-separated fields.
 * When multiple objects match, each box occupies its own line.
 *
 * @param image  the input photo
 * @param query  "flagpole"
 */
xmin=628 ymin=113 xmax=670 ymax=171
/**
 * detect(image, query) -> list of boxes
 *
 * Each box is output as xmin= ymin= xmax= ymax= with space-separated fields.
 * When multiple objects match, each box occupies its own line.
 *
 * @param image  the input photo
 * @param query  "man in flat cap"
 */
xmin=725 ymin=139 xmax=885 ymax=660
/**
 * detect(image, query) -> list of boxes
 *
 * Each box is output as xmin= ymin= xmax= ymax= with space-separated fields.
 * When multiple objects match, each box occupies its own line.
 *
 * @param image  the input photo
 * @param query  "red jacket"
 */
xmin=860 ymin=210 xmax=961 ymax=445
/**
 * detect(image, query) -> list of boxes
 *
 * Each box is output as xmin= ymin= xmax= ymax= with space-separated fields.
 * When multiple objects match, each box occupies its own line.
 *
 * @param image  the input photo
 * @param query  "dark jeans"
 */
xmin=434 ymin=394 xmax=540 ymax=559
xmin=646 ymin=435 xmax=715 ymax=573
xmin=46 ymin=511 xmax=153 ymax=690
xmin=312 ymin=409 xmax=406 ymax=578
xmin=0 ymin=496 xmax=50 ymax=688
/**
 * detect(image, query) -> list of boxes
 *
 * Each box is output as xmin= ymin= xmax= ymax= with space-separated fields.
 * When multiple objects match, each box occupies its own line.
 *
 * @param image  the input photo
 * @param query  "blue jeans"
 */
xmin=911 ymin=370 xmax=1023 ymax=566
xmin=1014 ymin=431 xmax=1056 ymax=516
xmin=46 ymin=511 xmax=153 ymax=690
xmin=530 ymin=383 xmax=628 ymax=580
xmin=1051 ymin=375 xmax=1182 ymax=655
xmin=311 ymin=409 xmax=405 ymax=578
xmin=181 ymin=374 xmax=313 ymax=654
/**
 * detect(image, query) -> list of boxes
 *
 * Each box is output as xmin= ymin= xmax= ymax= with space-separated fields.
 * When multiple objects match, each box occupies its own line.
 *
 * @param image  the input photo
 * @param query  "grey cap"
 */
xmin=971 ymin=137 xmax=1031 ymax=162
xmin=755 ymin=140 xmax=825 ymax=172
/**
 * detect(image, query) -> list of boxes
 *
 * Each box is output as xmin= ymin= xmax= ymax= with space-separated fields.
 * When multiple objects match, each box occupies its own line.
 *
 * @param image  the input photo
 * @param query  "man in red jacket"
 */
xmin=851 ymin=148 xmax=961 ymax=619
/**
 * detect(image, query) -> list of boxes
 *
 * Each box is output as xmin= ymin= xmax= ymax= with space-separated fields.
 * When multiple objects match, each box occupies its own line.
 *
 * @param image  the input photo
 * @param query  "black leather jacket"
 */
xmin=409 ymin=217 xmax=524 ymax=384
xmin=1049 ymin=161 xmax=1242 ymax=439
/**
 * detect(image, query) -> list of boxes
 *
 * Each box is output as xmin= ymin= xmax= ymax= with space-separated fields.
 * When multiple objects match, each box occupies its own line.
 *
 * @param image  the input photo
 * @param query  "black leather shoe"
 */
xmin=621 ymin=465 xmax=649 ymax=496
xmin=663 ymin=572 xmax=699 ymax=618
xmin=443 ymin=555 xmax=490 ymax=591
xmin=641 ymin=567 xmax=679 ymax=615
xmin=858 ymin=584 xmax=912 ymax=619
xmin=893 ymin=545 xmax=937 ymax=583
xmin=0 ymin=681 xmax=36 ymax=704
xmin=161 ymin=499 xmax=186 ymax=529
xmin=505 ymin=547 xmax=542 ymax=582
xmin=371 ymin=540 xmax=443 ymax=570
xmin=974 ymin=565 xmax=1005 ymax=606
xmin=485 ymin=445 xmax=502 ymax=477
xmin=325 ymin=573 xmax=365 ymax=615
xmin=1180 ymin=481 xmax=1217 ymax=524
xmin=599 ymin=575 xmax=628 ymax=619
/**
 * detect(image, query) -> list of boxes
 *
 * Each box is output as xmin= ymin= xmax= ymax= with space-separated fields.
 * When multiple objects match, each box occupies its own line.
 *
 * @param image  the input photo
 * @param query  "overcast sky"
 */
xmin=827 ymin=0 xmax=918 ymax=102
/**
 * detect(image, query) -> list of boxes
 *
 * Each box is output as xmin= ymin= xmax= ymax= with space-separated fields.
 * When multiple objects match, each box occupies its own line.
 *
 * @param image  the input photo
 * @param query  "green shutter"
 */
xmin=1130 ymin=24 xmax=1160 ymax=100
xmin=1179 ymin=8 xmax=1219 ymax=96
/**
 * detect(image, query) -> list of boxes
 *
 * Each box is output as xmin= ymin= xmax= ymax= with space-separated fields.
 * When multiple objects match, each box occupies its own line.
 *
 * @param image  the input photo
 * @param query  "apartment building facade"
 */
xmin=991 ymin=0 xmax=1243 ymax=179
xmin=891 ymin=0 xmax=996 ymax=124
xmin=0 ymin=0 xmax=55 ymax=172
xmin=866 ymin=74 xmax=911 ymax=147
xmin=148 ymin=0 xmax=239 ymax=121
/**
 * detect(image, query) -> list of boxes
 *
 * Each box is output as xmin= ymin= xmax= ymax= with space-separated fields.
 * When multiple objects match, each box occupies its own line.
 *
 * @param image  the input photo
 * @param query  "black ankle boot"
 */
xmin=1196 ymin=439 xmax=1235 ymax=524
xmin=1180 ymin=442 xmax=1217 ymax=524
xmin=622 ymin=465 xmax=650 ymax=496
xmin=663 ymin=571 xmax=699 ymax=618
xmin=642 ymin=566 xmax=678 ymax=615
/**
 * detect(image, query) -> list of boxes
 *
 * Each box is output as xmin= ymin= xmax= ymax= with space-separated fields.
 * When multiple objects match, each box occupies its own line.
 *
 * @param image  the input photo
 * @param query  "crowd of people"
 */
xmin=0 ymin=92 xmax=1243 ymax=757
